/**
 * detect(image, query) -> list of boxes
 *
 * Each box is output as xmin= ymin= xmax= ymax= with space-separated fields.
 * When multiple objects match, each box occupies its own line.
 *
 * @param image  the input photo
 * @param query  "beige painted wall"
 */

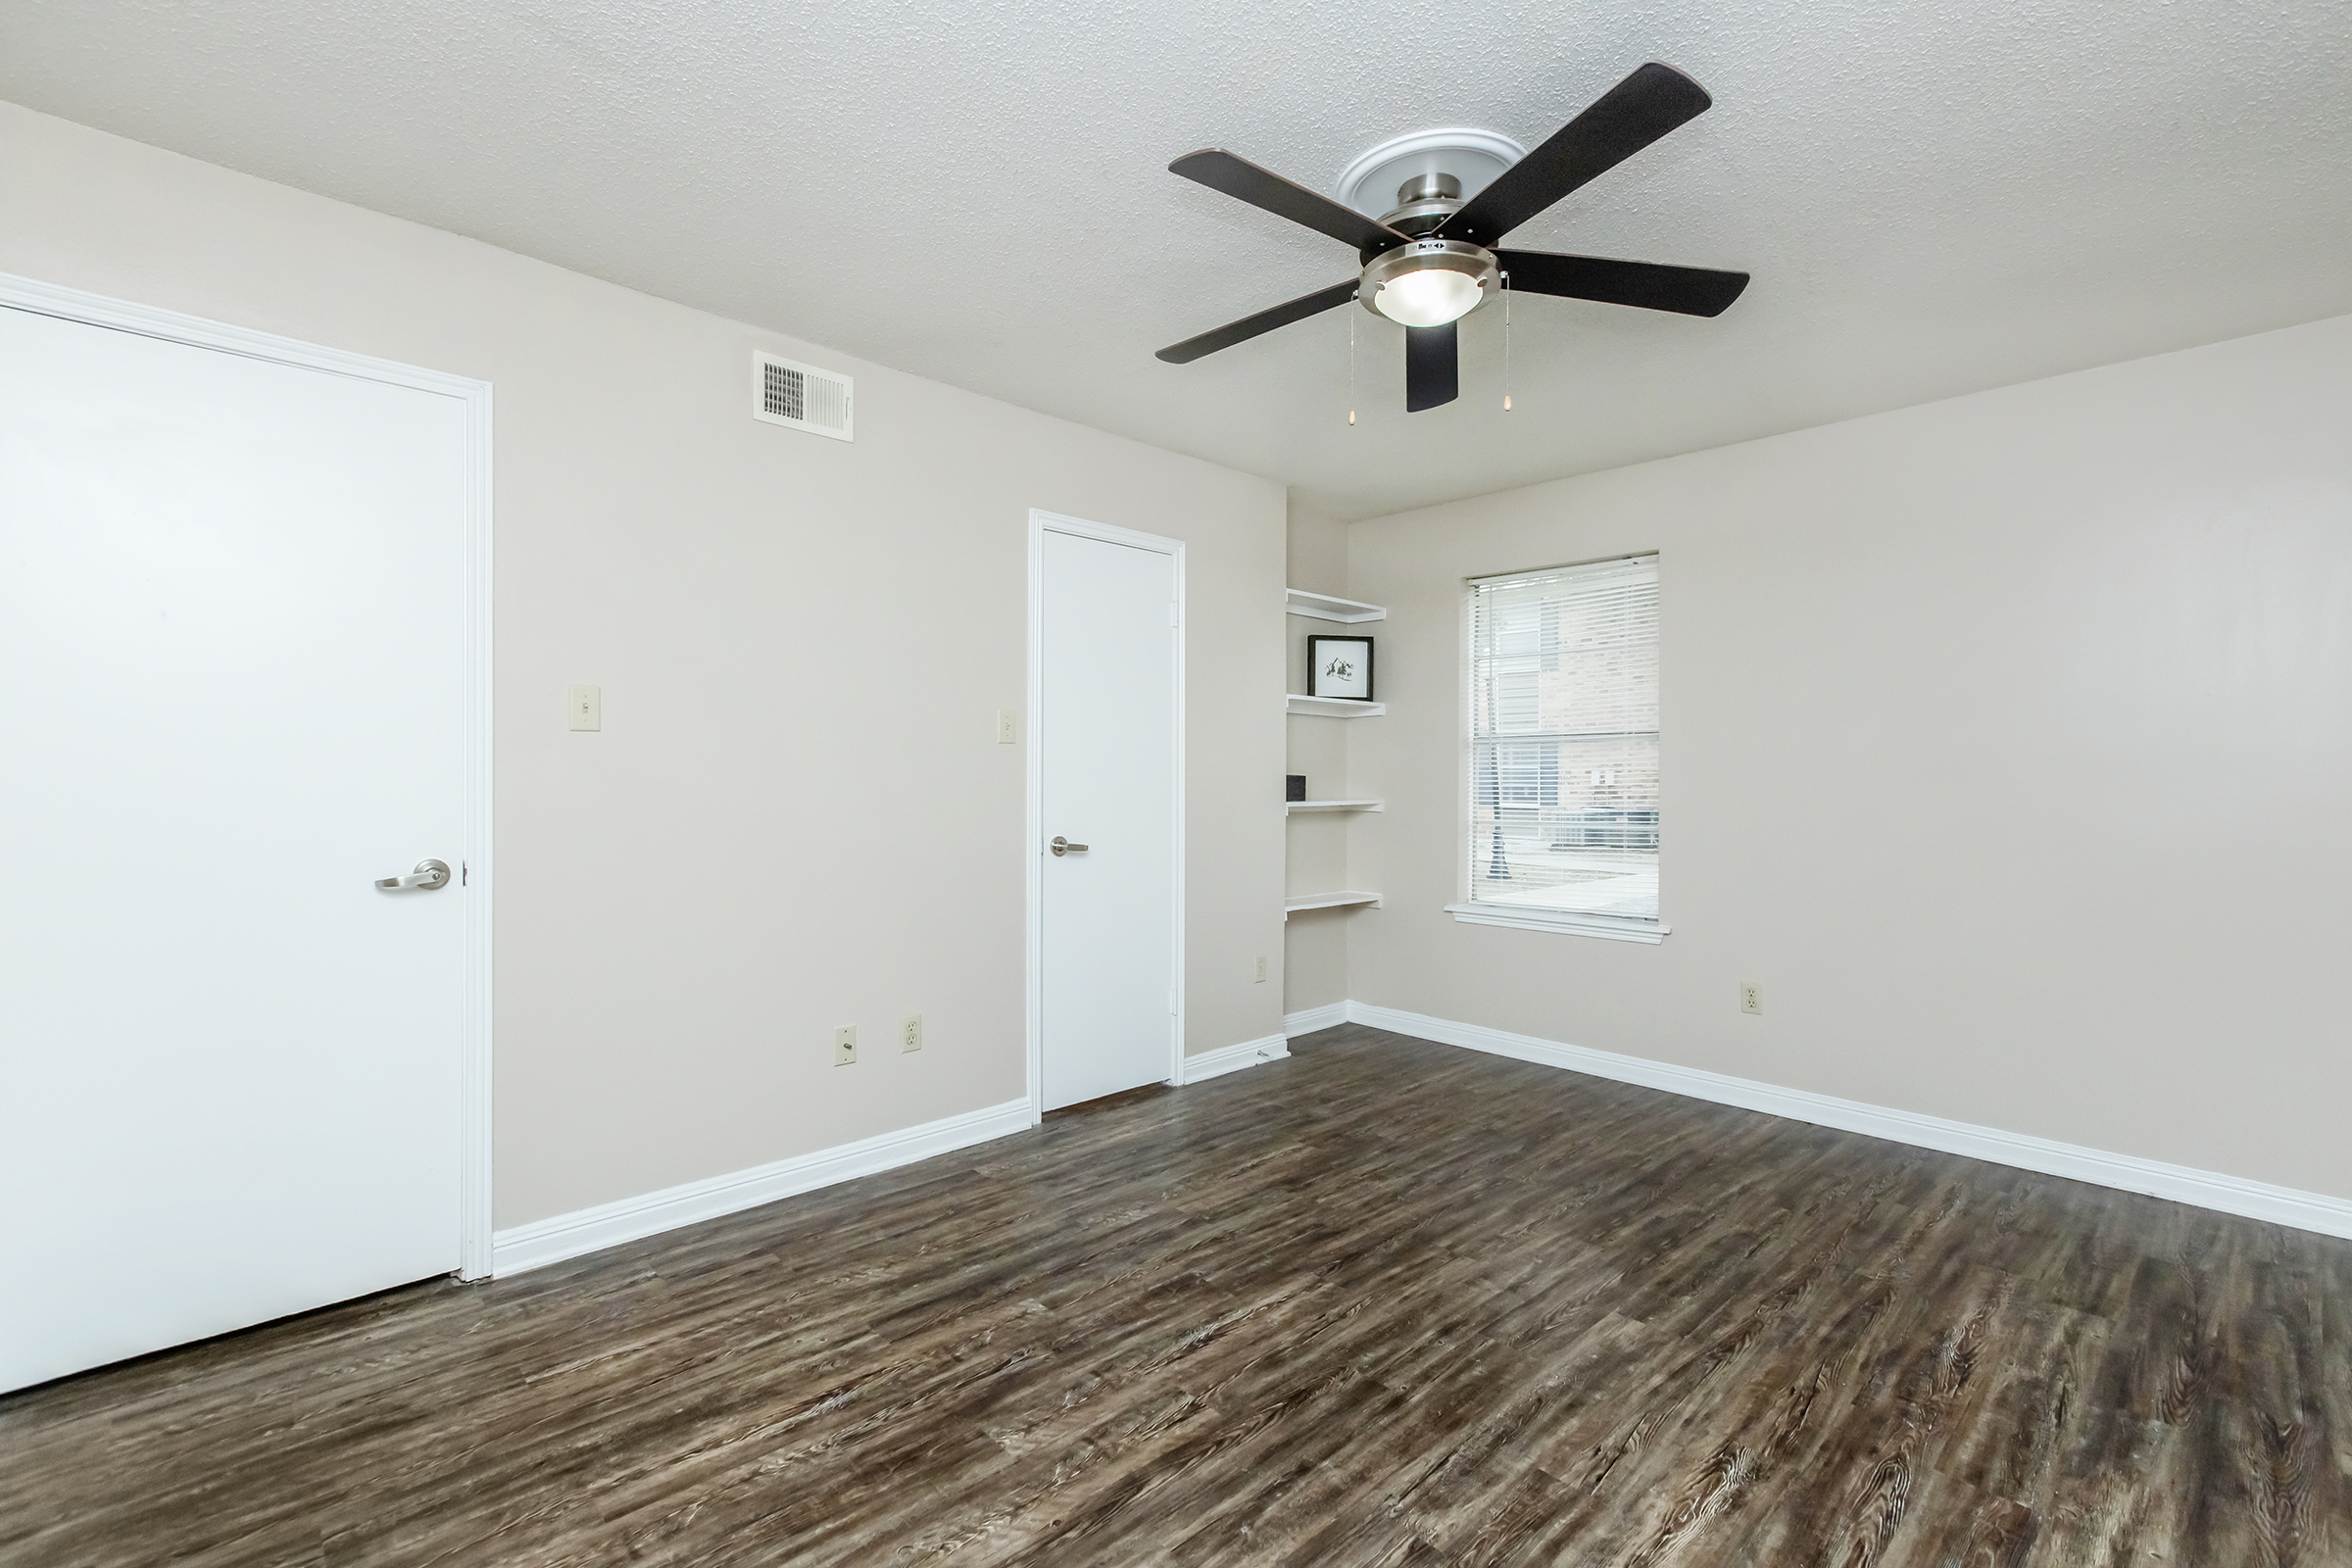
xmin=0 ymin=101 xmax=1287 ymax=1229
xmin=1346 ymin=313 xmax=2352 ymax=1201
xmin=1282 ymin=501 xmax=1355 ymax=1014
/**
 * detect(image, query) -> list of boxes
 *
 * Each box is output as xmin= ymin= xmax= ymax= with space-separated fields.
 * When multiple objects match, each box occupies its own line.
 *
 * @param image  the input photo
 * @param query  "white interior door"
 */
xmin=0 ymin=297 xmax=479 ymax=1394
xmin=1036 ymin=523 xmax=1179 ymax=1111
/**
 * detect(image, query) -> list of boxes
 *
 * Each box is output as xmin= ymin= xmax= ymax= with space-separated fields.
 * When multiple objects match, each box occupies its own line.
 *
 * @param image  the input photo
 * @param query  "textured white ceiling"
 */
xmin=4 ymin=1 xmax=2349 ymax=518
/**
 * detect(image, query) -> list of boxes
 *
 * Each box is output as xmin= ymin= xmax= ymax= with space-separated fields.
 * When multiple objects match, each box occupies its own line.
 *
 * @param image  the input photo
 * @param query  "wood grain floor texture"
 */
xmin=3 ymin=1023 xmax=2345 ymax=1567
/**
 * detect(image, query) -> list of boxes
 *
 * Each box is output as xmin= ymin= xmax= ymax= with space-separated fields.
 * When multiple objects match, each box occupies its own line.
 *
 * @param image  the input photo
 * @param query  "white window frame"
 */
xmin=1445 ymin=554 xmax=1669 ymax=944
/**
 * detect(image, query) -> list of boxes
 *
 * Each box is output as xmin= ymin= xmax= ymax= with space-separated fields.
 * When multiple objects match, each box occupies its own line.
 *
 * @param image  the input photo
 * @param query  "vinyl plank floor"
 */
xmin=2 ymin=1023 xmax=2345 ymax=1567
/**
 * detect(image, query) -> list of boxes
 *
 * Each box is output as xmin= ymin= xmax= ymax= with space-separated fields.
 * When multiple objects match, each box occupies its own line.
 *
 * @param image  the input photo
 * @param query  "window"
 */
xmin=1452 ymin=554 xmax=1664 ymax=942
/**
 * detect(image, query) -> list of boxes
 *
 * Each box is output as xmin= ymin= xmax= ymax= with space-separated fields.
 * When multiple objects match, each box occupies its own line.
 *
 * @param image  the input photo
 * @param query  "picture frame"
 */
xmin=1306 ymin=634 xmax=1374 ymax=702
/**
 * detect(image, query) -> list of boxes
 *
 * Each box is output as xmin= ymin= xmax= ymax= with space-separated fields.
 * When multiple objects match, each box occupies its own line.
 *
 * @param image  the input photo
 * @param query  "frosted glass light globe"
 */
xmin=1373 ymin=268 xmax=1484 ymax=327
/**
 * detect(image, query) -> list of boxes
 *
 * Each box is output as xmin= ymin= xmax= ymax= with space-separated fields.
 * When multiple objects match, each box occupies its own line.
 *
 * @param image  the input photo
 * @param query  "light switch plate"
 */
xmin=996 ymin=710 xmax=1017 ymax=744
xmin=567 ymin=684 xmax=602 ymax=732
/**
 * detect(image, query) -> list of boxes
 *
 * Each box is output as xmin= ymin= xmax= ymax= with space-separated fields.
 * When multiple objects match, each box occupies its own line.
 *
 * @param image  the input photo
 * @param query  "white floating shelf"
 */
xmin=1287 ymin=693 xmax=1385 ymax=717
xmin=1285 ymin=891 xmax=1383 ymax=918
xmin=1286 ymin=588 xmax=1387 ymax=623
xmin=1286 ymin=799 xmax=1384 ymax=813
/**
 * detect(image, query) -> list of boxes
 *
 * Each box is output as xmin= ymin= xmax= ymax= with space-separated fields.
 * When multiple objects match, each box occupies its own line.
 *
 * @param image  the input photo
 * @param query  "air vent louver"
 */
xmin=753 ymin=351 xmax=854 ymax=441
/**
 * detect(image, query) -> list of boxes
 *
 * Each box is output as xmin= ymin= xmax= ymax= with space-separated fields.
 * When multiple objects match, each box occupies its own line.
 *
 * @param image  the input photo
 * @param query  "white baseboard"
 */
xmin=1178 ymin=1033 xmax=1290 ymax=1084
xmin=492 ymin=1005 xmax=2350 ymax=1275
xmin=492 ymin=1097 xmax=1034 ymax=1276
xmin=1281 ymin=1002 xmax=1348 ymax=1038
xmin=1345 ymin=1001 xmax=2352 ymax=1242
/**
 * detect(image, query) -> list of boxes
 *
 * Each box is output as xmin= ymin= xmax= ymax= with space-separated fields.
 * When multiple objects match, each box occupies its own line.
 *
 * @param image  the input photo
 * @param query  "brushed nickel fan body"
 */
xmin=1376 ymin=172 xmax=1471 ymax=237
xmin=1354 ymin=175 xmax=1501 ymax=319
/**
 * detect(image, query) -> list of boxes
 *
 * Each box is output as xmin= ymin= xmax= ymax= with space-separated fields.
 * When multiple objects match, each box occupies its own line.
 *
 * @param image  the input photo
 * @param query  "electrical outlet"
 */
xmin=834 ymin=1024 xmax=857 ymax=1064
xmin=1254 ymin=956 xmax=1267 ymax=984
xmin=901 ymin=1014 xmax=922 ymax=1053
xmin=996 ymin=710 xmax=1017 ymax=744
xmin=1740 ymin=983 xmax=1762 ymax=1016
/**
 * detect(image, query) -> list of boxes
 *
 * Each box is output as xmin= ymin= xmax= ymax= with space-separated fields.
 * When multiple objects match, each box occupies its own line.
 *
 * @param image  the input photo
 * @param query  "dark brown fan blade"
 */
xmin=1496 ymin=249 xmax=1749 ymax=317
xmin=1405 ymin=322 xmax=1458 ymax=412
xmin=1170 ymin=150 xmax=1411 ymax=252
xmin=1155 ymin=279 xmax=1359 ymax=364
xmin=1440 ymin=63 xmax=1714 ymax=247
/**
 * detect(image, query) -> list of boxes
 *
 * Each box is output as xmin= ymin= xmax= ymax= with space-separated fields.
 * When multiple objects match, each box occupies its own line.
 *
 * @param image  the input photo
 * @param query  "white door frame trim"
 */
xmin=1026 ymin=509 xmax=1187 ymax=1122
xmin=0 ymin=270 xmax=497 ymax=1280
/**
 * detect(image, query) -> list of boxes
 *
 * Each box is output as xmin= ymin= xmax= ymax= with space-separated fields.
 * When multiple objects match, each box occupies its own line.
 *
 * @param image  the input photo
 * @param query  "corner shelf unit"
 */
xmin=1284 ymin=891 xmax=1382 ymax=918
xmin=1285 ymin=585 xmax=1388 ymax=922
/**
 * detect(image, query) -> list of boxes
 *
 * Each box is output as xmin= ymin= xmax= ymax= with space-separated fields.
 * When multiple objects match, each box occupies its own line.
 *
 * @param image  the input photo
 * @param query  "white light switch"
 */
xmin=567 ymin=684 xmax=602 ymax=731
xmin=996 ymin=710 xmax=1017 ymax=744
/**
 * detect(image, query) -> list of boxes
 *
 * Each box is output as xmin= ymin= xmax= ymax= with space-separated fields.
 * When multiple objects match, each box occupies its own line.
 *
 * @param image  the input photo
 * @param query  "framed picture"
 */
xmin=1306 ymin=635 xmax=1374 ymax=702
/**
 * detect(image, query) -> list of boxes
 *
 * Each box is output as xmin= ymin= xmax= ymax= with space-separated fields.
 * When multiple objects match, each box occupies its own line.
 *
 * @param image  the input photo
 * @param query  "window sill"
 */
xmin=1444 ymin=904 xmax=1669 ymax=944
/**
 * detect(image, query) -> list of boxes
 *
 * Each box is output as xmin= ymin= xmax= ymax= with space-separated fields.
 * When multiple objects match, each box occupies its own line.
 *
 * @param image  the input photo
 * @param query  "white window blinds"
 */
xmin=1465 ymin=554 xmax=1660 ymax=925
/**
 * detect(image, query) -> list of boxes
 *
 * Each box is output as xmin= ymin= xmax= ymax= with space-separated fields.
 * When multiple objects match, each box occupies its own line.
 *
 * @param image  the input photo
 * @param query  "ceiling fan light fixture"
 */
xmin=1358 ymin=239 xmax=1499 ymax=329
xmin=1374 ymin=269 xmax=1485 ymax=327
xmin=1157 ymin=62 xmax=1747 ymax=412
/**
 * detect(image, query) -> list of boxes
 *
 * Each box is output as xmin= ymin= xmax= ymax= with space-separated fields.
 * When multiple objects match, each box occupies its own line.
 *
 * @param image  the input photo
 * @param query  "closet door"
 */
xmin=0 ymin=298 xmax=475 ymax=1393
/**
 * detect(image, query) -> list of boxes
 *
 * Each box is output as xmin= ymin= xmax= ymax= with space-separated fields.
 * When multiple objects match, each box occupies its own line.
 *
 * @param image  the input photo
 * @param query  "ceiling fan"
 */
xmin=1155 ymin=62 xmax=1749 ymax=413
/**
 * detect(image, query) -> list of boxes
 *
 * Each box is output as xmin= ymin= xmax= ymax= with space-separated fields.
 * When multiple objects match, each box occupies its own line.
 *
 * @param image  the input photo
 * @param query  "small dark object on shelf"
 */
xmin=1286 ymin=774 xmax=1306 ymax=802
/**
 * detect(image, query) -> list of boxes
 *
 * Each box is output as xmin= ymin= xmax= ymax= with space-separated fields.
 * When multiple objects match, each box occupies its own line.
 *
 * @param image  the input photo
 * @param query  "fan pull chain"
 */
xmin=1501 ymin=270 xmax=1513 ymax=413
xmin=1348 ymin=305 xmax=1357 ymax=426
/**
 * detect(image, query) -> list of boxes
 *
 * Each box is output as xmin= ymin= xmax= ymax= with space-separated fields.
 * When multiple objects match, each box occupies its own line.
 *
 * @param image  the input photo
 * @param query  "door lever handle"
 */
xmin=1050 ymin=837 xmax=1089 ymax=857
xmin=375 ymin=858 xmax=452 ymax=891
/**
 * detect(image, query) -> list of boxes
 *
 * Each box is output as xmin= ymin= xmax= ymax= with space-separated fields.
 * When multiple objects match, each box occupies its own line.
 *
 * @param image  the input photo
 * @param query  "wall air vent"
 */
xmin=753 ymin=351 xmax=854 ymax=441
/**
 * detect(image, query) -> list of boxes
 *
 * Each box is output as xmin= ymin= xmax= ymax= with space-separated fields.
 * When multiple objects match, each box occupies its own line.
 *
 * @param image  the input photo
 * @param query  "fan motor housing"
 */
xmin=1375 ymin=172 xmax=1466 ymax=239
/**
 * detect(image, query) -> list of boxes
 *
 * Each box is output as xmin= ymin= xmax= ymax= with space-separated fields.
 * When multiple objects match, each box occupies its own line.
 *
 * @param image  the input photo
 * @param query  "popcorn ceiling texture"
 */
xmin=3 ymin=0 xmax=2347 ymax=517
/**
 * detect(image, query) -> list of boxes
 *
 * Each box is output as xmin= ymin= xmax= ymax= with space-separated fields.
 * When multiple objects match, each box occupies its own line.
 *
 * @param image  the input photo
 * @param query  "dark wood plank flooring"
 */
xmin=3 ymin=1023 xmax=2344 ymax=1566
